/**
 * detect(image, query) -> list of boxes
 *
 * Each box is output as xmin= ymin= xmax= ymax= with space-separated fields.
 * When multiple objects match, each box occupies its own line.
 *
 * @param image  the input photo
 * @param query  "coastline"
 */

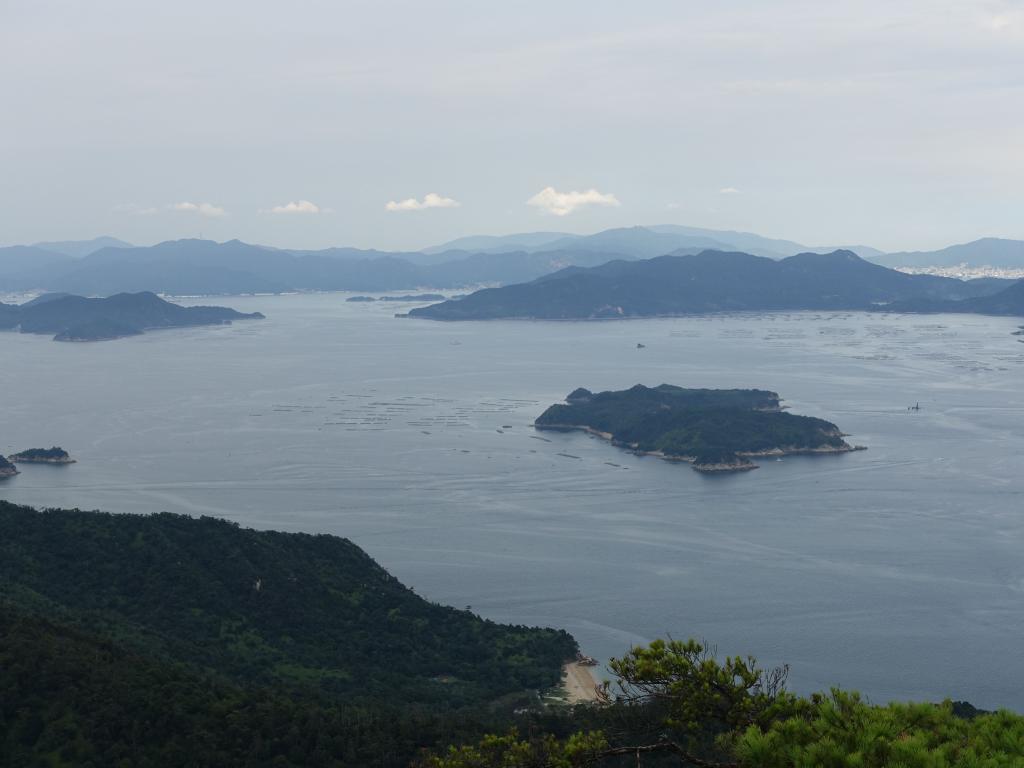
xmin=8 ymin=456 xmax=76 ymax=464
xmin=560 ymin=662 xmax=602 ymax=704
xmin=535 ymin=423 xmax=864 ymax=473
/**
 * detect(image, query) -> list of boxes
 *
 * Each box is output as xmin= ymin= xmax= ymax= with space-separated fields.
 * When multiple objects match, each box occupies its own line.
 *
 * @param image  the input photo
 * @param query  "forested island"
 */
xmin=408 ymin=250 xmax=1024 ymax=320
xmin=0 ymin=456 xmax=17 ymax=477
xmin=347 ymin=293 xmax=447 ymax=303
xmin=536 ymin=384 xmax=862 ymax=472
xmin=8 ymin=447 xmax=74 ymax=464
xmin=0 ymin=291 xmax=264 ymax=341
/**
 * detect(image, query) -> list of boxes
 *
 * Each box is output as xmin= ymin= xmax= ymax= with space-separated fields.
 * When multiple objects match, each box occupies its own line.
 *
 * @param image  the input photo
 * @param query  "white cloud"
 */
xmin=385 ymin=192 xmax=460 ymax=212
xmin=269 ymin=199 xmax=322 ymax=214
xmin=719 ymin=187 xmax=741 ymax=195
xmin=172 ymin=201 xmax=227 ymax=217
xmin=112 ymin=203 xmax=157 ymax=215
xmin=986 ymin=9 xmax=1024 ymax=35
xmin=526 ymin=186 xmax=620 ymax=216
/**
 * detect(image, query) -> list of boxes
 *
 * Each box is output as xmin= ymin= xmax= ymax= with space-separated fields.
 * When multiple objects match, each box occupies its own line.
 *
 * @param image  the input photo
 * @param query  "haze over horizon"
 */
xmin=3 ymin=1 xmax=1023 ymax=252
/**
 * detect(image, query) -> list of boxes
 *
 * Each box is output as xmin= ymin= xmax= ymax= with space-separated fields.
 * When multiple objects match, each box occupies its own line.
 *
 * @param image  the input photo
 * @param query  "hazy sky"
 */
xmin=3 ymin=0 xmax=1023 ymax=251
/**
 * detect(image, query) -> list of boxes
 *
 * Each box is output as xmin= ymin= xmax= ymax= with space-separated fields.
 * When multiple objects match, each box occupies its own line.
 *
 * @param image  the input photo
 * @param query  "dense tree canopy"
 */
xmin=425 ymin=639 xmax=1024 ymax=768
xmin=0 ymin=502 xmax=576 ymax=766
xmin=535 ymin=385 xmax=852 ymax=467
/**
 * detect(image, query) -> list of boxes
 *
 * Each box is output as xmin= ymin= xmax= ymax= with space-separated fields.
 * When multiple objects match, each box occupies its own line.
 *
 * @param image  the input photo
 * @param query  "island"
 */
xmin=535 ymin=384 xmax=864 ymax=472
xmin=0 ymin=455 xmax=18 ymax=477
xmin=53 ymin=317 xmax=143 ymax=342
xmin=1 ymin=291 xmax=264 ymax=341
xmin=347 ymin=293 xmax=446 ymax=302
xmin=379 ymin=293 xmax=446 ymax=302
xmin=407 ymin=250 xmax=1023 ymax=320
xmin=9 ymin=447 xmax=75 ymax=464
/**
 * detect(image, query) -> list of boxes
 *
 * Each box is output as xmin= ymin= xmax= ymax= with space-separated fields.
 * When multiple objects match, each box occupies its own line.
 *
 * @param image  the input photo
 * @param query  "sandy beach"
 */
xmin=561 ymin=662 xmax=602 ymax=704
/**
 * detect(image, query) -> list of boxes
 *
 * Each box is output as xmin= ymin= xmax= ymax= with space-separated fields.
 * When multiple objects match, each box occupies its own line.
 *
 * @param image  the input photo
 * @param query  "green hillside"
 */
xmin=0 ymin=502 xmax=576 ymax=766
xmin=536 ymin=385 xmax=856 ymax=470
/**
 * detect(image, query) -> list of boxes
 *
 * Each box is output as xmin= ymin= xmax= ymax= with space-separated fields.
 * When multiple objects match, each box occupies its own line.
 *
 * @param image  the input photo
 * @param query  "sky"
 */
xmin=2 ymin=0 xmax=1023 ymax=252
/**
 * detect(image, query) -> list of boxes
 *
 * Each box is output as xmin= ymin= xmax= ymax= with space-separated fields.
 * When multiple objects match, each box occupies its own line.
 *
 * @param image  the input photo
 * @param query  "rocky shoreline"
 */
xmin=535 ymin=423 xmax=865 ymax=473
xmin=8 ymin=447 xmax=75 ymax=464
xmin=9 ymin=455 xmax=76 ymax=464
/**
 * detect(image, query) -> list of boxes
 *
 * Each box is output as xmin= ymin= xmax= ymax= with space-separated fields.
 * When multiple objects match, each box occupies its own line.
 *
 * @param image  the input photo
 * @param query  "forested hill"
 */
xmin=0 ymin=291 xmax=264 ymax=341
xmin=0 ymin=503 xmax=576 ymax=765
xmin=408 ymin=249 xmax=1009 ymax=320
xmin=535 ymin=384 xmax=857 ymax=471
xmin=0 ymin=503 xmax=574 ymax=702
xmin=893 ymin=278 xmax=1024 ymax=316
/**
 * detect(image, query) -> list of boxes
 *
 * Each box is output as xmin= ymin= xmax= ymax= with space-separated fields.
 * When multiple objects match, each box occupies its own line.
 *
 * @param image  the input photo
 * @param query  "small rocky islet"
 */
xmin=346 ymin=294 xmax=446 ymax=303
xmin=535 ymin=384 xmax=865 ymax=473
xmin=9 ymin=447 xmax=75 ymax=464
xmin=0 ymin=447 xmax=76 ymax=477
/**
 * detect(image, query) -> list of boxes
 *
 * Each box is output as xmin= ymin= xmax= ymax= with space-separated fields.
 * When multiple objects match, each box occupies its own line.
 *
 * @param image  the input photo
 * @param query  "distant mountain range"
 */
xmin=2 ymin=228 xmax=1024 ymax=298
xmin=0 ymin=238 xmax=628 ymax=296
xmin=0 ymin=291 xmax=263 ymax=341
xmin=425 ymin=225 xmax=884 ymax=260
xmin=870 ymin=238 xmax=1024 ymax=269
xmin=31 ymin=236 xmax=134 ymax=258
xmin=407 ymin=250 xmax=1023 ymax=320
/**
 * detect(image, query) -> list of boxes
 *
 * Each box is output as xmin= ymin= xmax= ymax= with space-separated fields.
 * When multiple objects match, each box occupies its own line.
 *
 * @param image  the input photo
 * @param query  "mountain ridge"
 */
xmin=871 ymin=237 xmax=1024 ymax=269
xmin=407 ymin=249 xmax=1018 ymax=320
xmin=5 ymin=228 xmax=1024 ymax=297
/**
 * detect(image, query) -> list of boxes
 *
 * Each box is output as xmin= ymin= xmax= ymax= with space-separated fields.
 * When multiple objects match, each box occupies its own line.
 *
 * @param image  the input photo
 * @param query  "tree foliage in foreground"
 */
xmin=425 ymin=638 xmax=1024 ymax=768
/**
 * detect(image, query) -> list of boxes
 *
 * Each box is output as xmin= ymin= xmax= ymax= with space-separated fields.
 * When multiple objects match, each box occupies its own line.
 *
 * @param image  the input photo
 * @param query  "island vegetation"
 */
xmin=0 ymin=455 xmax=17 ymax=477
xmin=8 ymin=447 xmax=74 ymax=464
xmin=53 ymin=317 xmax=144 ymax=341
xmin=408 ymin=250 xmax=1024 ymax=320
xmin=536 ymin=384 xmax=861 ymax=472
xmin=0 ymin=291 xmax=264 ymax=341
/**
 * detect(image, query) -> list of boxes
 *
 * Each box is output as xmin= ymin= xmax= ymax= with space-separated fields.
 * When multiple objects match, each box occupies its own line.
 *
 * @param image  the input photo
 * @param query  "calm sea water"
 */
xmin=2 ymin=293 xmax=1022 ymax=710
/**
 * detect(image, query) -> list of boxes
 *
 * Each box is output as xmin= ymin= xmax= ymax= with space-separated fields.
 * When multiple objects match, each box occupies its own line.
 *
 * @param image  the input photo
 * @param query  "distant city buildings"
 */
xmin=898 ymin=264 xmax=1024 ymax=280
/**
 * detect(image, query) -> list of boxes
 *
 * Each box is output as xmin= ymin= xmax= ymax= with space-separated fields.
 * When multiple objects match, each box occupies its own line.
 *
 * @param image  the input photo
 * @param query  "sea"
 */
xmin=2 ymin=292 xmax=1022 ymax=710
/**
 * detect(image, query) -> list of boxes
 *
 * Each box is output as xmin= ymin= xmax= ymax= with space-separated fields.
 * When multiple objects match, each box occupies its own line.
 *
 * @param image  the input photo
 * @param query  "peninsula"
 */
xmin=535 ymin=384 xmax=863 ymax=472
xmin=9 ymin=447 xmax=75 ymax=464
xmin=0 ymin=455 xmax=18 ymax=477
